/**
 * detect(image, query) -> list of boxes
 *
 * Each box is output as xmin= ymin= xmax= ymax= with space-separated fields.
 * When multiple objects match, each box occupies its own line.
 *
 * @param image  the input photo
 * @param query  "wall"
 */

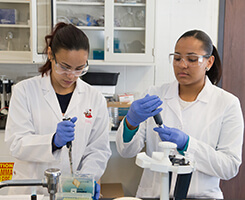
xmin=219 ymin=0 xmax=245 ymax=198
xmin=0 ymin=0 xmax=219 ymax=196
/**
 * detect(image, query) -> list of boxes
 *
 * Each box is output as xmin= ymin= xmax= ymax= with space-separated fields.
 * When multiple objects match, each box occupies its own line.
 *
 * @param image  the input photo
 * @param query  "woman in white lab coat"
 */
xmin=5 ymin=22 xmax=111 ymax=196
xmin=116 ymin=30 xmax=244 ymax=199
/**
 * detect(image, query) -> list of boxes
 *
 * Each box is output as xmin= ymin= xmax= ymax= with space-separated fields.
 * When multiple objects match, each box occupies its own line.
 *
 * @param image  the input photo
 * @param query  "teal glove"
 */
xmin=154 ymin=125 xmax=189 ymax=150
xmin=54 ymin=117 xmax=77 ymax=148
xmin=93 ymin=182 xmax=100 ymax=200
xmin=126 ymin=94 xmax=163 ymax=127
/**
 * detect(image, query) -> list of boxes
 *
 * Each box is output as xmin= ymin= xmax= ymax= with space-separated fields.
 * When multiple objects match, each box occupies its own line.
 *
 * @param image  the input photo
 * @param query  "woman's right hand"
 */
xmin=126 ymin=94 xmax=163 ymax=127
xmin=53 ymin=117 xmax=77 ymax=147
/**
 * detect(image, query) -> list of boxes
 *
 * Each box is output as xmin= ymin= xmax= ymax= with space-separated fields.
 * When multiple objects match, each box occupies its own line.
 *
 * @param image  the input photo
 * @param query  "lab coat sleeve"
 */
xmin=187 ymin=97 xmax=244 ymax=180
xmin=5 ymin=82 xmax=58 ymax=162
xmin=116 ymin=117 xmax=146 ymax=158
xmin=78 ymin=96 xmax=111 ymax=181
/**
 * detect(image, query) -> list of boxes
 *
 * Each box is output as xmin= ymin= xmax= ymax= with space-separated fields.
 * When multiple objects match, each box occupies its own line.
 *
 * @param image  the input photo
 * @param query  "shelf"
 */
xmin=77 ymin=26 xmax=104 ymax=30
xmin=114 ymin=3 xmax=145 ymax=6
xmin=114 ymin=27 xmax=145 ymax=31
xmin=0 ymin=0 xmax=30 ymax=3
xmin=0 ymin=24 xmax=30 ymax=28
xmin=0 ymin=51 xmax=31 ymax=63
xmin=57 ymin=1 xmax=104 ymax=6
xmin=88 ymin=59 xmax=154 ymax=66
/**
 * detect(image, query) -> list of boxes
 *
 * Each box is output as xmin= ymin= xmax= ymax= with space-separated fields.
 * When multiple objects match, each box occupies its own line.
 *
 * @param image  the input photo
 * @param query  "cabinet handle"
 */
xmin=106 ymin=36 xmax=110 ymax=52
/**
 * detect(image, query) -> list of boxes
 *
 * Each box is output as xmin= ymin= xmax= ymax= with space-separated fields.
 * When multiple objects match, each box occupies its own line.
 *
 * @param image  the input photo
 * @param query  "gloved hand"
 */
xmin=53 ymin=117 xmax=77 ymax=148
xmin=154 ymin=125 xmax=189 ymax=150
xmin=93 ymin=182 xmax=100 ymax=200
xmin=126 ymin=94 xmax=163 ymax=127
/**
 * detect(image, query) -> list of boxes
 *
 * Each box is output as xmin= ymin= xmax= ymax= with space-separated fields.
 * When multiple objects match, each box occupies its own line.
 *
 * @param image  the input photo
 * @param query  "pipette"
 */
xmin=153 ymin=112 xmax=163 ymax=128
xmin=63 ymin=117 xmax=73 ymax=175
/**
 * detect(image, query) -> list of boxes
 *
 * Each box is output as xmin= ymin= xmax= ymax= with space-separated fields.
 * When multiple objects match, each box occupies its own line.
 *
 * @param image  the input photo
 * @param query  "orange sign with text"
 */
xmin=0 ymin=162 xmax=14 ymax=182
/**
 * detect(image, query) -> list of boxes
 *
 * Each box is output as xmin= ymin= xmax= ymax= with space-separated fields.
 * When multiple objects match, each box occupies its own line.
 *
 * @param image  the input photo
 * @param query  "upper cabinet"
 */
xmin=0 ymin=0 xmax=154 ymax=64
xmin=0 ymin=0 xmax=52 ymax=64
xmin=0 ymin=0 xmax=31 ymax=63
xmin=53 ymin=0 xmax=155 ymax=65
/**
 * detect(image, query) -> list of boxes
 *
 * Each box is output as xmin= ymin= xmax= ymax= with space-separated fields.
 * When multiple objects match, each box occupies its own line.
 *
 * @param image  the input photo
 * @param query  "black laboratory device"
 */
xmin=63 ymin=117 xmax=71 ymax=148
xmin=153 ymin=112 xmax=163 ymax=127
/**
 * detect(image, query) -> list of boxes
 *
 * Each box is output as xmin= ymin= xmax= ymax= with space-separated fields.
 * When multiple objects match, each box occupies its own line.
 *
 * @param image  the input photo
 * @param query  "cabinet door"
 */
xmin=32 ymin=0 xmax=52 ymax=63
xmin=0 ymin=0 xmax=31 ymax=63
xmin=52 ymin=0 xmax=154 ymax=65
xmin=105 ymin=0 xmax=155 ymax=64
xmin=53 ymin=0 xmax=105 ymax=62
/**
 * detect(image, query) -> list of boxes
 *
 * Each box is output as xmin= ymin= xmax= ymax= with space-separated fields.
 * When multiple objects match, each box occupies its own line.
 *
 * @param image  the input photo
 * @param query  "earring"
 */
xmin=205 ymin=67 xmax=209 ymax=71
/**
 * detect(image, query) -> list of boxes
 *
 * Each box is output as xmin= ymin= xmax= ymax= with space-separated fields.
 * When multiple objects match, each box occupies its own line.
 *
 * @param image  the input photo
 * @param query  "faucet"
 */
xmin=0 ymin=168 xmax=61 ymax=200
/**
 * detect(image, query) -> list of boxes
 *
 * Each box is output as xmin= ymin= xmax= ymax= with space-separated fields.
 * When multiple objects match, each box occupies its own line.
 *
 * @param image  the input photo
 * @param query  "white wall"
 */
xmin=0 ymin=0 xmax=220 ymax=196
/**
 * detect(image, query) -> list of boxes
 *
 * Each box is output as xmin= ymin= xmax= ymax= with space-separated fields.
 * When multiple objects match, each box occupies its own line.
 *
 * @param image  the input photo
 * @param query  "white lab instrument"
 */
xmin=136 ymin=142 xmax=194 ymax=200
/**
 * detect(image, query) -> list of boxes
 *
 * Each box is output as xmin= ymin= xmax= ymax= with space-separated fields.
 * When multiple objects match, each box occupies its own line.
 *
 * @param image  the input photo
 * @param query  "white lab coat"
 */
xmin=116 ymin=77 xmax=244 ymax=199
xmin=5 ymin=73 xmax=111 ymax=195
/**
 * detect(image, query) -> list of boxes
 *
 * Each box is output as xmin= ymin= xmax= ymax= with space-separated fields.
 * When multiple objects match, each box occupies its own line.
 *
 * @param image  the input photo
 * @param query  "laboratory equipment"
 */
xmin=136 ymin=142 xmax=194 ymax=200
xmin=56 ymin=172 xmax=94 ymax=200
xmin=0 ymin=168 xmax=61 ymax=200
xmin=0 ymin=75 xmax=14 ymax=129
xmin=63 ymin=117 xmax=73 ymax=175
xmin=153 ymin=113 xmax=163 ymax=128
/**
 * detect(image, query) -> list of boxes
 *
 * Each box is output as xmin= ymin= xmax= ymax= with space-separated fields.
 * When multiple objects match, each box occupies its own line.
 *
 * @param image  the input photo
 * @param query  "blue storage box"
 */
xmin=0 ymin=9 xmax=17 ymax=24
xmin=93 ymin=49 xmax=104 ymax=60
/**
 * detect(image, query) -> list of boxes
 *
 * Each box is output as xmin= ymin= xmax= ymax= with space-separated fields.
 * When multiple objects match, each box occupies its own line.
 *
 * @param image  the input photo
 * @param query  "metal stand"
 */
xmin=0 ymin=168 xmax=61 ymax=200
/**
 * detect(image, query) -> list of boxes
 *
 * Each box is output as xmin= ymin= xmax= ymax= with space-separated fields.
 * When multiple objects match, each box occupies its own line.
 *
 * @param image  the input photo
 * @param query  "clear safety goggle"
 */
xmin=169 ymin=53 xmax=210 ymax=67
xmin=53 ymin=53 xmax=89 ymax=77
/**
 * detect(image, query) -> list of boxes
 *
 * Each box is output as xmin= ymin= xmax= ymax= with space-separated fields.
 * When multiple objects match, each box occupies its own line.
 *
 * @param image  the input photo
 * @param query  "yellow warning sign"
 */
xmin=0 ymin=162 xmax=14 ymax=182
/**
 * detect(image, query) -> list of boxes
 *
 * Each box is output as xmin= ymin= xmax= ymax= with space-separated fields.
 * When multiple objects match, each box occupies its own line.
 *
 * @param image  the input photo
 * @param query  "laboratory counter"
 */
xmin=0 ymin=197 xmax=226 ymax=200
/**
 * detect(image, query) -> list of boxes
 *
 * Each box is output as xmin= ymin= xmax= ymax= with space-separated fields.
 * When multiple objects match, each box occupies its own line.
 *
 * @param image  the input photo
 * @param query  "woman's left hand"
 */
xmin=154 ymin=125 xmax=189 ymax=150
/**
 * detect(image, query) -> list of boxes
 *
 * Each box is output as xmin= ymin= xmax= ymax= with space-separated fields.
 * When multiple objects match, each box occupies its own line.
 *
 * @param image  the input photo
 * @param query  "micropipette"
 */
xmin=153 ymin=112 xmax=163 ymax=128
xmin=63 ymin=117 xmax=73 ymax=175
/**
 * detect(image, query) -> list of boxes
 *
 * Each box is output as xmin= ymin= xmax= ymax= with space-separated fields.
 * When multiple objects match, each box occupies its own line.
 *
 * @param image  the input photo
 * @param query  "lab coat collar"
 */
xmin=41 ymin=72 xmax=62 ymax=120
xmin=40 ymin=71 xmax=87 ymax=119
xmin=164 ymin=76 xmax=213 ymax=104
xmin=163 ymin=76 xmax=213 ymax=122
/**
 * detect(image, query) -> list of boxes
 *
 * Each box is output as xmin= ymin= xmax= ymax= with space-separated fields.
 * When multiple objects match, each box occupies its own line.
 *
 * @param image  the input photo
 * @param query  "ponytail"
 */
xmin=206 ymin=45 xmax=222 ymax=85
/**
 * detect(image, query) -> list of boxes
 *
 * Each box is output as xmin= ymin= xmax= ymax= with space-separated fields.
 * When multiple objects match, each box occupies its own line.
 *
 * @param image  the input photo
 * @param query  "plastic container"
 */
xmin=56 ymin=192 xmax=92 ymax=200
xmin=57 ymin=173 xmax=94 ymax=200
xmin=82 ymin=72 xmax=120 ymax=86
xmin=93 ymin=50 xmax=104 ymax=60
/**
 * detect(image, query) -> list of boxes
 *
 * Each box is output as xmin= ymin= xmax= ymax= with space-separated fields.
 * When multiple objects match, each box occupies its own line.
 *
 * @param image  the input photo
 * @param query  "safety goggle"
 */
xmin=169 ymin=53 xmax=210 ymax=67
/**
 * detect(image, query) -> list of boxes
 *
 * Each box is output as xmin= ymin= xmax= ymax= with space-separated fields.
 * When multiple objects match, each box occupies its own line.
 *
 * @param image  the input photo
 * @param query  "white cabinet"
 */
xmin=0 ymin=0 xmax=31 ymax=63
xmin=53 ymin=0 xmax=155 ymax=65
xmin=0 ymin=0 xmax=52 ymax=64
xmin=32 ymin=0 xmax=52 ymax=63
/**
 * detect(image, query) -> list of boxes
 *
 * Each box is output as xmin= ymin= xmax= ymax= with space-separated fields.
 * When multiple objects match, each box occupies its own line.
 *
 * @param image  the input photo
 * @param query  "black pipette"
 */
xmin=153 ymin=112 xmax=163 ymax=128
xmin=63 ymin=117 xmax=73 ymax=175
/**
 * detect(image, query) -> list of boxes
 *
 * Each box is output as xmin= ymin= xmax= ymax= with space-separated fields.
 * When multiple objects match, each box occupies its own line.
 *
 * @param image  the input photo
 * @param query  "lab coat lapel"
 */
xmin=41 ymin=74 xmax=62 ymax=120
xmin=164 ymin=80 xmax=182 ymax=123
xmin=65 ymin=78 xmax=86 ymax=114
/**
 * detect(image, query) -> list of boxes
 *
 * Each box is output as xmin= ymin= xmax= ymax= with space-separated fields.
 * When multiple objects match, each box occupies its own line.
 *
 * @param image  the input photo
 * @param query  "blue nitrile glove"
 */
xmin=154 ymin=125 xmax=189 ymax=150
xmin=126 ymin=94 xmax=163 ymax=127
xmin=93 ymin=182 xmax=100 ymax=200
xmin=53 ymin=117 xmax=77 ymax=148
